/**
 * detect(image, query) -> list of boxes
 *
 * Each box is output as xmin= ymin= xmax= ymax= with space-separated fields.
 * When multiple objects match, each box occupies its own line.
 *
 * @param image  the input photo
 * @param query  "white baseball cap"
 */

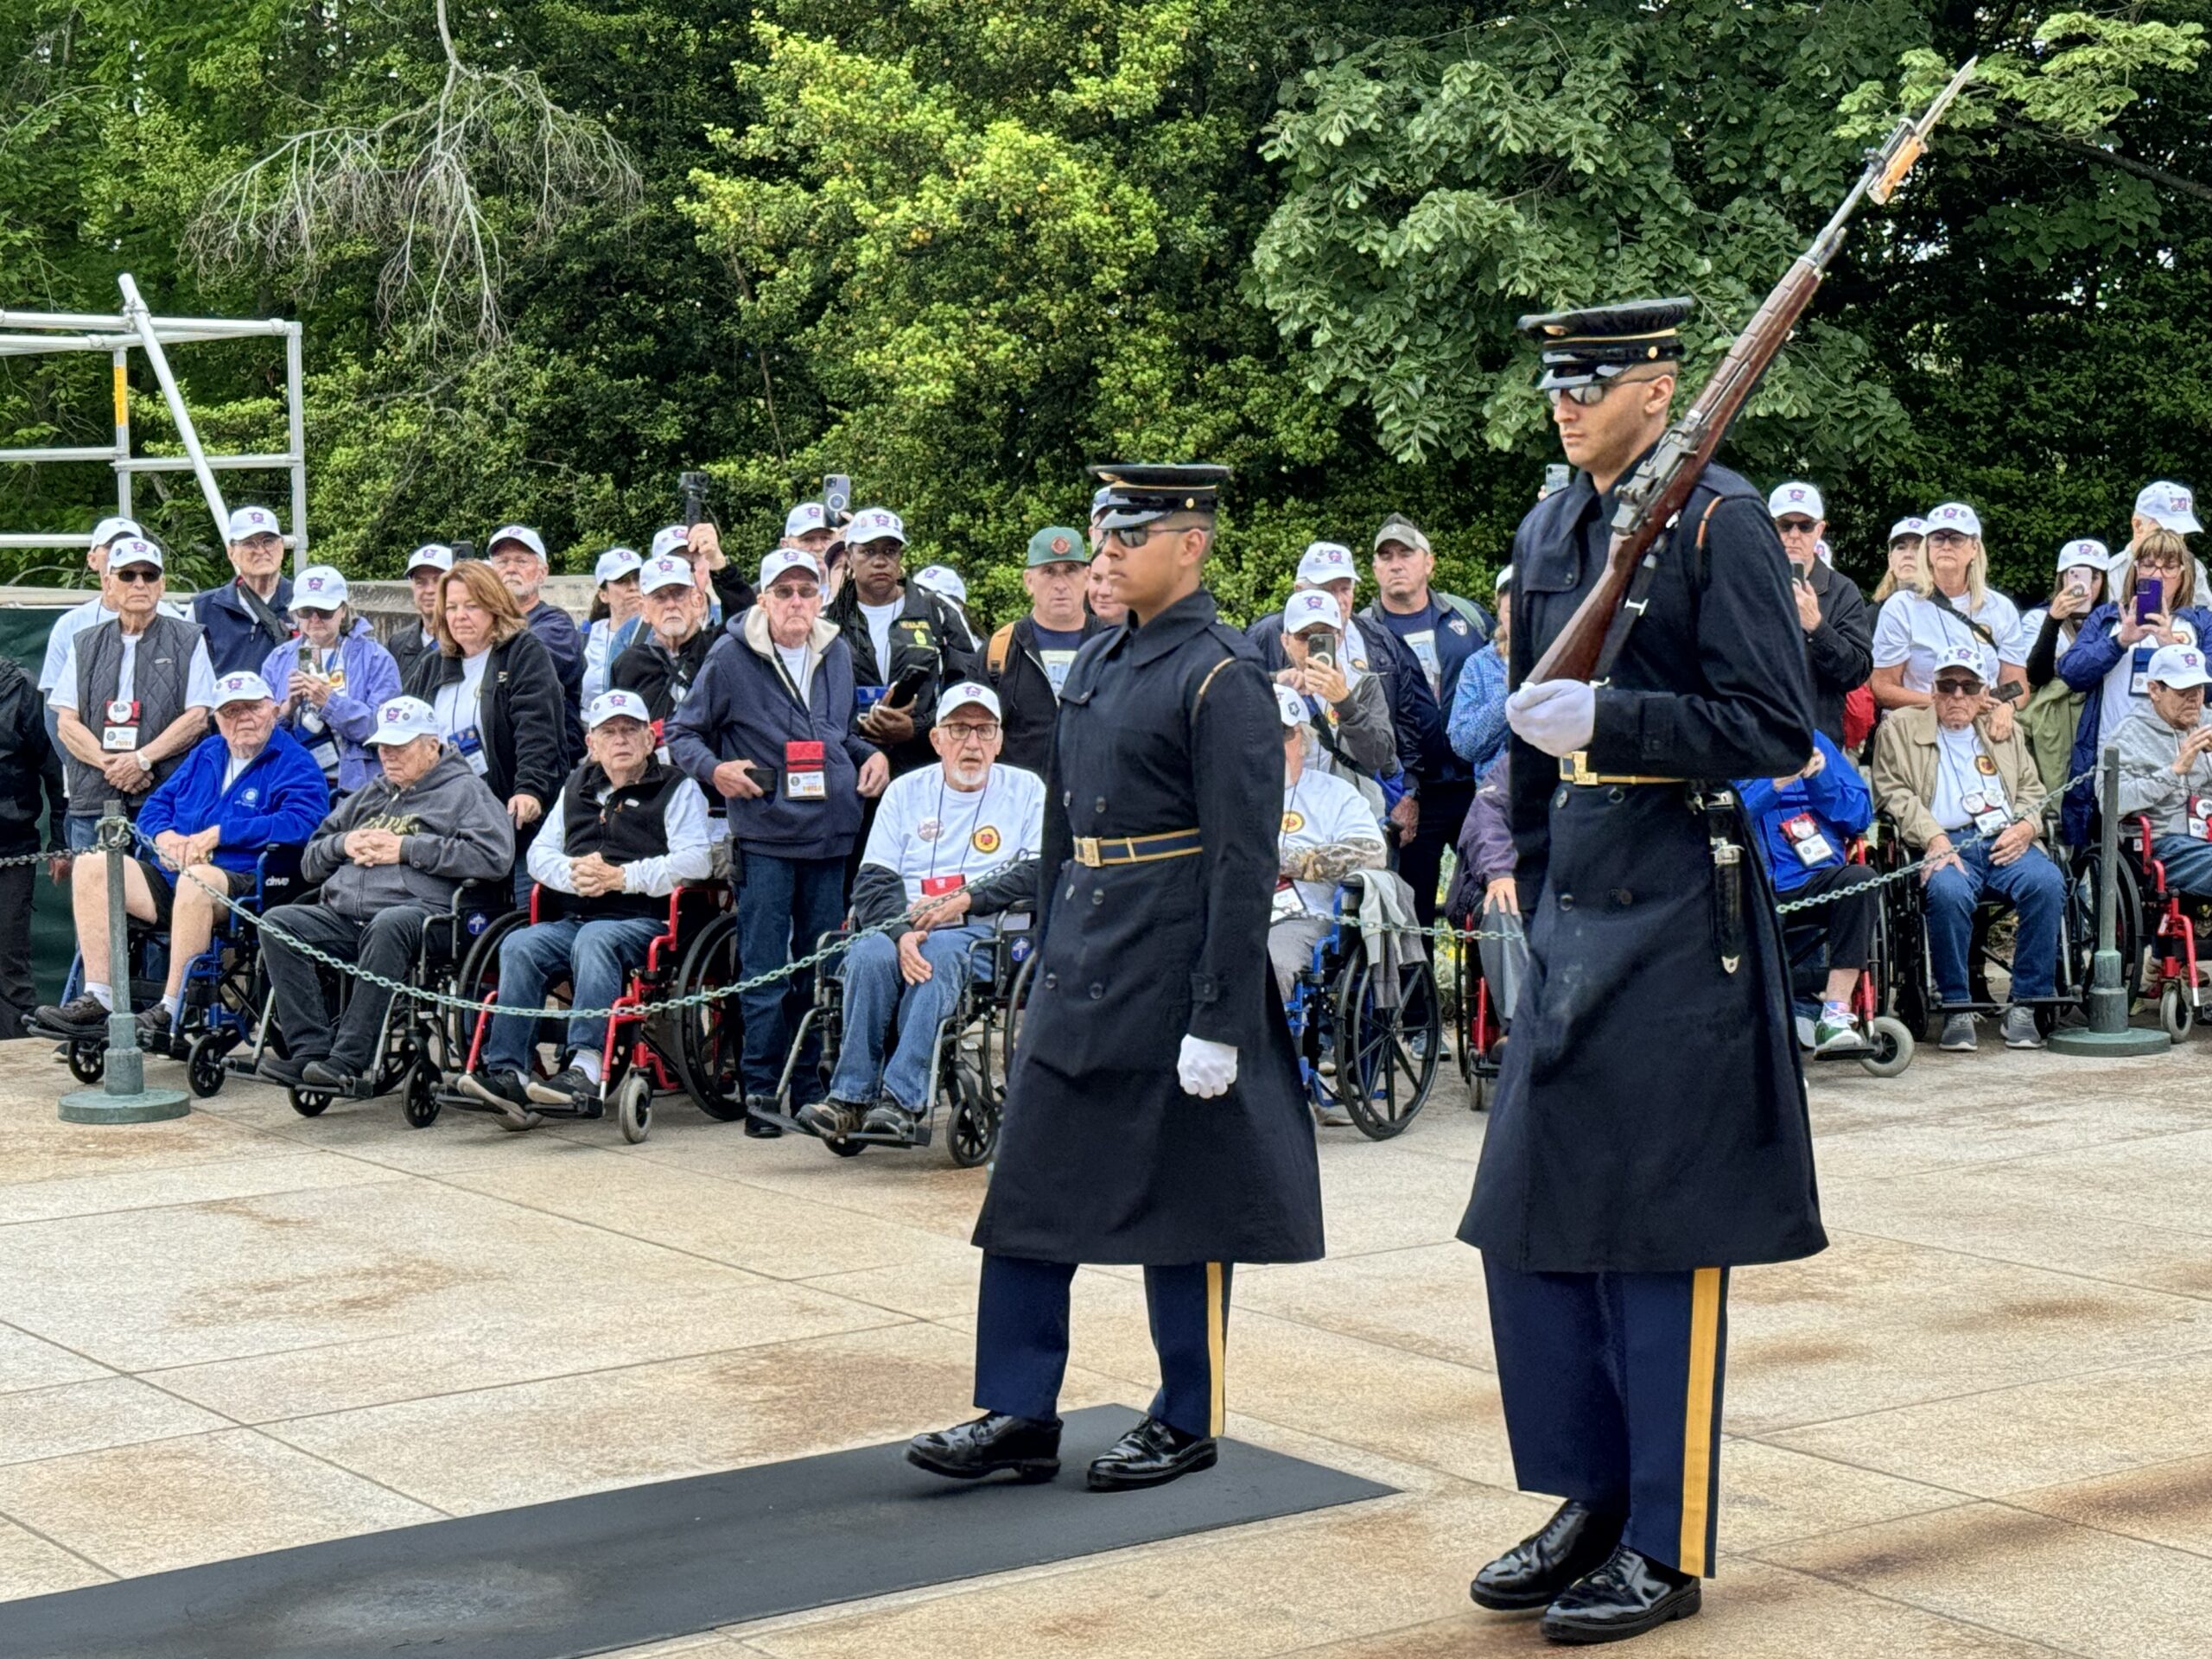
xmin=486 ymin=524 xmax=547 ymax=561
xmin=594 ymin=547 xmax=643 ymax=586
xmin=649 ymin=524 xmax=690 ymax=563
xmin=846 ymin=507 xmax=906 ymax=546
xmin=639 ymin=554 xmax=694 ymax=595
xmin=212 ymin=671 xmax=273 ymax=709
xmin=760 ymin=548 xmax=820 ymax=589
xmin=2136 ymin=480 xmax=2201 ymax=535
xmin=292 ymin=566 xmax=349 ymax=610
xmin=938 ymin=681 xmax=1001 ymax=721
xmin=226 ymin=505 xmax=282 ymax=542
xmin=1283 ymin=590 xmax=1342 ymax=635
xmin=1768 ymin=481 xmax=1824 ymax=521
xmin=784 ymin=501 xmax=830 ymax=538
xmin=1888 ymin=517 xmax=1928 ymax=543
xmin=586 ymin=689 xmax=654 ymax=730
xmin=1295 ymin=541 xmax=1357 ymax=586
xmin=90 ymin=516 xmax=142 ymax=549
xmin=2150 ymin=644 xmax=2212 ymax=689
xmin=106 ymin=536 xmax=162 ymax=571
xmin=2056 ymin=538 xmax=2110 ymax=574
xmin=1930 ymin=644 xmax=1986 ymax=683
xmin=1495 ymin=563 xmax=1515 ymax=590
xmin=1924 ymin=502 xmax=1983 ymax=538
xmin=405 ymin=543 xmax=454 ymax=575
xmin=367 ymin=697 xmax=441 ymax=747
xmin=1274 ymin=683 xmax=1309 ymax=728
xmin=913 ymin=564 xmax=968 ymax=604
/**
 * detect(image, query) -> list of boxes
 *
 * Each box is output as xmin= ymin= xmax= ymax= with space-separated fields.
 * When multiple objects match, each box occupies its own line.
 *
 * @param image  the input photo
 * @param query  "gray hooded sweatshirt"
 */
xmin=2113 ymin=702 xmax=2212 ymax=838
xmin=302 ymin=747 xmax=516 ymax=918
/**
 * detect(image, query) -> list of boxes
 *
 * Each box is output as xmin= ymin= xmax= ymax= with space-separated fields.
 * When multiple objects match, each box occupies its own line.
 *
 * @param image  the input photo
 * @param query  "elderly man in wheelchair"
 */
xmin=32 ymin=672 xmax=327 ymax=1046
xmin=797 ymin=681 xmax=1044 ymax=1149
xmin=2114 ymin=644 xmax=2212 ymax=895
xmin=1268 ymin=683 xmax=1389 ymax=1125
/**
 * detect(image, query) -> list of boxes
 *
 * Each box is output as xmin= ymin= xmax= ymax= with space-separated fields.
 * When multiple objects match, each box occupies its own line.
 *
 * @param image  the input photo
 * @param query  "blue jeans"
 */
xmin=482 ymin=913 xmax=662 ymax=1076
xmin=65 ymin=813 xmax=102 ymax=852
xmin=736 ymin=853 xmax=849 ymax=1099
xmin=2151 ymin=834 xmax=2212 ymax=899
xmin=1923 ymin=839 xmax=2065 ymax=1004
xmin=828 ymin=924 xmax=986 ymax=1111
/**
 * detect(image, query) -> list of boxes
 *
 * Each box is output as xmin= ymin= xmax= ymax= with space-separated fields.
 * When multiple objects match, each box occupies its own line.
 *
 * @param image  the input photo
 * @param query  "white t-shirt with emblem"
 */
xmin=1276 ymin=766 xmax=1386 ymax=916
xmin=1872 ymin=588 xmax=2025 ymax=692
xmin=1929 ymin=724 xmax=2009 ymax=833
xmin=859 ymin=762 xmax=1046 ymax=906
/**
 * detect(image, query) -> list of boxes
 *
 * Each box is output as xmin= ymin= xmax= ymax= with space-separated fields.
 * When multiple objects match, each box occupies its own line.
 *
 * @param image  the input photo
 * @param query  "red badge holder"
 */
xmin=920 ymin=874 xmax=967 ymax=897
xmin=784 ymin=740 xmax=826 ymax=801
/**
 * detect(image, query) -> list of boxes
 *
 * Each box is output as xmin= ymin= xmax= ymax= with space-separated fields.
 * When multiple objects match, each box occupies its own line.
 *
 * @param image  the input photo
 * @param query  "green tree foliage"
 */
xmin=1255 ymin=2 xmax=2209 ymax=590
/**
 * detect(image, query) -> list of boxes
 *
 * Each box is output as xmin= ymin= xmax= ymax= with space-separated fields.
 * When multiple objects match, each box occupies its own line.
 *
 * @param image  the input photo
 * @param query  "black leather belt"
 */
xmin=1071 ymin=829 xmax=1202 ymax=868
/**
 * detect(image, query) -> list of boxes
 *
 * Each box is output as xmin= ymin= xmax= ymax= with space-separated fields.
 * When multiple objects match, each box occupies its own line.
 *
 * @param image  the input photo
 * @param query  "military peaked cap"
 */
xmin=1085 ymin=462 xmax=1230 ymax=531
xmin=1516 ymin=296 xmax=1693 ymax=390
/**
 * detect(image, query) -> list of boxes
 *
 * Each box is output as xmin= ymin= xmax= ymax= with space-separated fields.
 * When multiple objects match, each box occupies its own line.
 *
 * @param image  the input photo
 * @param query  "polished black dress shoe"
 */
xmin=1470 ymin=1498 xmax=1626 ymax=1611
xmin=906 ymin=1412 xmax=1061 ymax=1482
xmin=1540 ymin=1544 xmax=1700 ymax=1645
xmin=1086 ymin=1415 xmax=1217 ymax=1491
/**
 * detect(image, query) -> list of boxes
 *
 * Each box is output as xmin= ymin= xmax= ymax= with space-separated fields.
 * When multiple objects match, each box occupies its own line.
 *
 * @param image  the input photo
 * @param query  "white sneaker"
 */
xmin=1813 ymin=1014 xmax=1866 ymax=1054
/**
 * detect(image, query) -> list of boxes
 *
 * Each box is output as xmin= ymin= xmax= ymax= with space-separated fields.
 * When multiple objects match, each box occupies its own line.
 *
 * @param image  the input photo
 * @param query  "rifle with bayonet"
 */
xmin=1529 ymin=57 xmax=1979 ymax=687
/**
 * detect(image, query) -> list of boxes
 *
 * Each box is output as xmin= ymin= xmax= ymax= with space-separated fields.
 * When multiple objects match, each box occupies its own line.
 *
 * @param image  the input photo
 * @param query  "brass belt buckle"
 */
xmin=1561 ymin=751 xmax=1599 ymax=786
xmin=1073 ymin=836 xmax=1101 ymax=868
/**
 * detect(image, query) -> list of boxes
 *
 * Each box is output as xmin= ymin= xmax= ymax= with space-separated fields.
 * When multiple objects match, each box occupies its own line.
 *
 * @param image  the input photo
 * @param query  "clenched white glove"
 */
xmin=1177 ymin=1034 xmax=1238 ymax=1098
xmin=1505 ymin=679 xmax=1598 ymax=758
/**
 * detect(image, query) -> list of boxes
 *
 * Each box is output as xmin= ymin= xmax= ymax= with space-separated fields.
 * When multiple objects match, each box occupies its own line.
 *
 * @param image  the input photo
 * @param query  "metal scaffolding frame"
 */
xmin=0 ymin=273 xmax=308 ymax=570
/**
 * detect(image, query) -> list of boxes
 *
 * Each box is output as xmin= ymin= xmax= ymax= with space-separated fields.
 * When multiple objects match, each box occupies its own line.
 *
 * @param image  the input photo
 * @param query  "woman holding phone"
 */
xmin=2022 ymin=541 xmax=2112 ymax=690
xmin=2054 ymin=527 xmax=2211 ymax=845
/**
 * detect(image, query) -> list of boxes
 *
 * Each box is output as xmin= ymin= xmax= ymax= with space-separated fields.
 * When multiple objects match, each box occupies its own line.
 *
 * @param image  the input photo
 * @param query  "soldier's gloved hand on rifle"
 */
xmin=1504 ymin=679 xmax=1597 ymax=758
xmin=1177 ymin=1034 xmax=1237 ymax=1099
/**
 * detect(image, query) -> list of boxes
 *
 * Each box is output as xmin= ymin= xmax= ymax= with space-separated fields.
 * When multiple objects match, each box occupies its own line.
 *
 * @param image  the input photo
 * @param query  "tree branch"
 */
xmin=1994 ymin=112 xmax=2212 ymax=204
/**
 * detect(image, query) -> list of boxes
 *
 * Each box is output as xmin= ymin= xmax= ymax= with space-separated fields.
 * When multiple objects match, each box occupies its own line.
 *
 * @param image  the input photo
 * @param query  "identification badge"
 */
xmin=854 ymin=686 xmax=887 ymax=715
xmin=784 ymin=739 xmax=826 ymax=801
xmin=304 ymin=735 xmax=340 ymax=773
xmin=1780 ymin=811 xmax=1836 ymax=867
xmin=2132 ymin=645 xmax=2155 ymax=698
xmin=454 ymin=723 xmax=490 ymax=777
xmin=920 ymin=874 xmax=967 ymax=897
xmin=2190 ymin=795 xmax=2212 ymax=842
xmin=102 ymin=697 xmax=140 ymax=752
xmin=1961 ymin=791 xmax=2011 ymax=836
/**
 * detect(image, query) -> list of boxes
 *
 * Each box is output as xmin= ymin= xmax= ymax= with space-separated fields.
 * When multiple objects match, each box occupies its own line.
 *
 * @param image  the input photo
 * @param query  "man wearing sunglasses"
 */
xmin=1767 ymin=481 xmax=1872 ymax=747
xmin=1460 ymin=300 xmax=1821 ymax=1644
xmin=803 ymin=682 xmax=1043 ymax=1147
xmin=48 ymin=537 xmax=218 ymax=850
xmin=910 ymin=462 xmax=1320 ymax=1497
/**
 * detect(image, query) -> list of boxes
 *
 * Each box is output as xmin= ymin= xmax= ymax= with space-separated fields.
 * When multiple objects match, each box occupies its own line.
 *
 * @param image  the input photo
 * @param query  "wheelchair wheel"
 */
xmin=673 ymin=913 xmax=747 ymax=1120
xmin=445 ymin=910 xmax=531 ymax=1067
xmin=2160 ymin=983 xmax=2195 ymax=1042
xmin=616 ymin=1071 xmax=652 ymax=1143
xmin=67 ymin=1040 xmax=105 ymax=1085
xmin=1335 ymin=943 xmax=1441 ymax=1141
xmin=288 ymin=1086 xmax=331 ymax=1118
xmin=1857 ymin=1014 xmax=1916 ymax=1078
xmin=947 ymin=1059 xmax=998 ymax=1168
xmin=186 ymin=1032 xmax=229 ymax=1098
xmin=1001 ymin=952 xmax=1036 ymax=1071
xmin=402 ymin=1046 xmax=441 ymax=1129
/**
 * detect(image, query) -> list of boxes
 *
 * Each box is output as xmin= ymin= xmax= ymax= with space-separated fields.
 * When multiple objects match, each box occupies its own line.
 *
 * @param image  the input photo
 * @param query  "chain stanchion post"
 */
xmin=2051 ymin=747 xmax=2168 ymax=1057
xmin=58 ymin=804 xmax=190 ymax=1123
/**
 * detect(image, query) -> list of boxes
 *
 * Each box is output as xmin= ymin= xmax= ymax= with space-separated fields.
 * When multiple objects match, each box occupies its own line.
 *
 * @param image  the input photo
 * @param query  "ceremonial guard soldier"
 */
xmin=1461 ymin=301 xmax=1824 ymax=1643
xmin=908 ymin=463 xmax=1323 ymax=1492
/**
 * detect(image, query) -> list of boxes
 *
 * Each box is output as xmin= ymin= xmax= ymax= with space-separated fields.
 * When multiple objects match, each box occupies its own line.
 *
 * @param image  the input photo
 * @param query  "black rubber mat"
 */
xmin=0 ymin=1406 xmax=1392 ymax=1658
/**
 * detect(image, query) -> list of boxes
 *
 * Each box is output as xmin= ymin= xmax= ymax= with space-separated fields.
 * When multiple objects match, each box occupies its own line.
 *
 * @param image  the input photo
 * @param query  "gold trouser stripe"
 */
xmin=1206 ymin=1262 xmax=1226 ymax=1437
xmin=1678 ymin=1267 xmax=1724 ymax=1576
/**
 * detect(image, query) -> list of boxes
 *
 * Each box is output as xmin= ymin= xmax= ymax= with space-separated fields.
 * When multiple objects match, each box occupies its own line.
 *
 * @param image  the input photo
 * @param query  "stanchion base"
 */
xmin=58 ymin=1086 xmax=190 ymax=1124
xmin=2048 ymin=1027 xmax=2170 ymax=1058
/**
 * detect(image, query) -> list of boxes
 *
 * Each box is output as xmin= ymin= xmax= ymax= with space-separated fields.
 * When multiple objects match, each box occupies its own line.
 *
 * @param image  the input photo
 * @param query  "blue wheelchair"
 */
xmin=1281 ymin=888 xmax=1440 ymax=1140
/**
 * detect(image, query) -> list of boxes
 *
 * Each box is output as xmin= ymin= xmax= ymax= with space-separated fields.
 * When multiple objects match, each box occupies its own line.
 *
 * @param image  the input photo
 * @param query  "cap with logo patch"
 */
xmin=586 ymin=690 xmax=654 ymax=730
xmin=785 ymin=502 xmax=830 ymax=538
xmin=914 ymin=564 xmax=969 ymax=602
xmin=594 ymin=547 xmax=643 ymax=587
xmin=760 ymin=549 xmax=820 ymax=590
xmin=1274 ymin=684 xmax=1308 ymax=728
xmin=1295 ymin=541 xmax=1357 ymax=588
xmin=226 ymin=505 xmax=282 ymax=543
xmin=2149 ymin=644 xmax=2212 ymax=690
xmin=2136 ymin=480 xmax=2202 ymax=535
xmin=486 ymin=524 xmax=547 ymax=561
xmin=90 ymin=516 xmax=143 ymax=550
xmin=405 ymin=543 xmax=454 ymax=575
xmin=213 ymin=671 xmax=273 ymax=709
xmin=1768 ymin=481 xmax=1825 ymax=522
xmin=2056 ymin=539 xmax=2110 ymax=574
xmin=1888 ymin=517 xmax=1928 ymax=544
xmin=846 ymin=507 xmax=906 ymax=546
xmin=1024 ymin=527 xmax=1089 ymax=569
xmin=1283 ymin=590 xmax=1343 ymax=636
xmin=938 ymin=681 xmax=1002 ymax=721
xmin=1924 ymin=502 xmax=1983 ymax=538
xmin=1930 ymin=644 xmax=1987 ymax=684
xmin=648 ymin=525 xmax=690 ymax=563
xmin=1373 ymin=514 xmax=1430 ymax=555
xmin=368 ymin=697 xmax=441 ymax=747
xmin=291 ymin=566 xmax=348 ymax=611
xmin=107 ymin=536 xmax=162 ymax=572
xmin=639 ymin=555 xmax=694 ymax=595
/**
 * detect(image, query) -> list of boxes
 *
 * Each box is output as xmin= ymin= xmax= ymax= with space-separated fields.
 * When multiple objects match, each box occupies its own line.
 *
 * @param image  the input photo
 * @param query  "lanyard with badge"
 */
xmin=298 ymin=647 xmax=344 ymax=772
xmin=444 ymin=676 xmax=488 ymax=776
xmin=1777 ymin=811 xmax=1837 ymax=868
xmin=918 ymin=772 xmax=999 ymax=896
xmin=1940 ymin=738 xmax=2011 ymax=836
xmin=102 ymin=698 xmax=141 ymax=752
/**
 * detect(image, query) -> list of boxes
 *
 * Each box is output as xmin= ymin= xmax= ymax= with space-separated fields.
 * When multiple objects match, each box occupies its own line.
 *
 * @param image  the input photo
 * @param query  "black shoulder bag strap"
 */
xmin=235 ymin=582 xmax=295 ymax=652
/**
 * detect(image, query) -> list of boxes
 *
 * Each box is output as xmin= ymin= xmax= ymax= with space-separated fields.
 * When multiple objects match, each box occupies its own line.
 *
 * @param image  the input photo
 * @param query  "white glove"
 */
xmin=1505 ymin=679 xmax=1598 ymax=758
xmin=1177 ymin=1034 xmax=1238 ymax=1098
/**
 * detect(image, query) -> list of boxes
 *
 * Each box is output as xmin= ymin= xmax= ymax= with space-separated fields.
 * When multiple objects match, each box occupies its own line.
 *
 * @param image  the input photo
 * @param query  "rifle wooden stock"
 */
xmin=1524 ymin=58 xmax=1976 ymax=690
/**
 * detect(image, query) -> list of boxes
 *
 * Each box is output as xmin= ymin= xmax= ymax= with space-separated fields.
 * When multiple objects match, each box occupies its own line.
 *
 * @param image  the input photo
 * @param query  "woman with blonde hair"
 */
xmin=2052 ymin=526 xmax=2212 ymax=845
xmin=1870 ymin=516 xmax=1924 ymax=603
xmin=403 ymin=558 xmax=569 ymax=895
xmin=1868 ymin=503 xmax=2026 ymax=734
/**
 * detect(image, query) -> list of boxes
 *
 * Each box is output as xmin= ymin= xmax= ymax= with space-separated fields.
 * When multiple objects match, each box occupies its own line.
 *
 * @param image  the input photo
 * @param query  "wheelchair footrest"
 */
xmin=843 ymin=1121 xmax=932 ymax=1149
xmin=752 ymin=1108 xmax=811 ymax=1137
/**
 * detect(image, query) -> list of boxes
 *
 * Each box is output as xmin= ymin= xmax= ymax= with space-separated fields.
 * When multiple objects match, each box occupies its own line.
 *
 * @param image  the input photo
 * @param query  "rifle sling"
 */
xmin=1591 ymin=497 xmax=1724 ymax=686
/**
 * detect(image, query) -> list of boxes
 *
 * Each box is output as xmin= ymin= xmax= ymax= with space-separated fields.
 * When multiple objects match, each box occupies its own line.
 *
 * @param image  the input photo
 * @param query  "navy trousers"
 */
xmin=974 ymin=1253 xmax=1232 ymax=1441
xmin=1484 ymin=1260 xmax=1731 ymax=1577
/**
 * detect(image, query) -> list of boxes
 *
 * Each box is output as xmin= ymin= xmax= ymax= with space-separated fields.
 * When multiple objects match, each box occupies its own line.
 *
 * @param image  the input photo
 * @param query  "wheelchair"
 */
xmin=439 ymin=883 xmax=730 ymax=1141
xmin=1782 ymin=834 xmax=1916 ymax=1078
xmin=2064 ymin=815 xmax=2207 ymax=1041
xmin=1281 ymin=889 xmax=1440 ymax=1140
xmin=760 ymin=916 xmax=1038 ymax=1166
xmin=271 ymin=880 xmax=511 ymax=1127
xmin=1873 ymin=810 xmax=2083 ymax=1044
xmin=1450 ymin=918 xmax=1508 ymax=1113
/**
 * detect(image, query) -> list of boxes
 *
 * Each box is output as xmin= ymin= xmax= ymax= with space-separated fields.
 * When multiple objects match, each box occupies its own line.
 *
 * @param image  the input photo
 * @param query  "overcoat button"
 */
xmin=1553 ymin=787 xmax=1570 ymax=809
xmin=1044 ymin=972 xmax=1058 ymax=991
xmin=1091 ymin=890 xmax=1104 ymax=906
xmin=1558 ymin=893 xmax=1575 ymax=911
xmin=1094 ymin=797 xmax=1108 ymax=813
xmin=1065 ymin=884 xmax=1076 ymax=900
xmin=1089 ymin=982 xmax=1104 ymax=1000
xmin=1606 ymin=786 xmax=1625 ymax=804
xmin=1610 ymin=887 xmax=1633 ymax=908
xmin=1062 ymin=791 xmax=1071 ymax=807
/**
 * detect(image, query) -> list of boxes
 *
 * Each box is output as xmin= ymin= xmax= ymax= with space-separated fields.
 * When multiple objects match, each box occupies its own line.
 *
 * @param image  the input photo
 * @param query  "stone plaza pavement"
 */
xmin=0 ymin=1033 xmax=2204 ymax=1658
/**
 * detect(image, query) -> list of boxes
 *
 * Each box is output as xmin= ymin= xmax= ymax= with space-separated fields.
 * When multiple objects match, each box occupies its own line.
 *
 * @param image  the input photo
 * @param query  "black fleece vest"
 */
xmin=556 ymin=759 xmax=680 ymax=918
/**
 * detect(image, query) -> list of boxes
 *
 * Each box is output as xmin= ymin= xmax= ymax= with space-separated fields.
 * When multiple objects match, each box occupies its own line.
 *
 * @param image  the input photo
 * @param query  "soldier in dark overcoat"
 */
xmin=907 ymin=463 xmax=1324 ymax=1494
xmin=1459 ymin=301 xmax=1826 ymax=1644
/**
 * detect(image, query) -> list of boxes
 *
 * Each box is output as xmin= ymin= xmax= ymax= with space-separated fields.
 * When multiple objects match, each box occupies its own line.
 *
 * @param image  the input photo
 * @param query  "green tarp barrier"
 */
xmin=0 ymin=604 xmax=92 ymax=1002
